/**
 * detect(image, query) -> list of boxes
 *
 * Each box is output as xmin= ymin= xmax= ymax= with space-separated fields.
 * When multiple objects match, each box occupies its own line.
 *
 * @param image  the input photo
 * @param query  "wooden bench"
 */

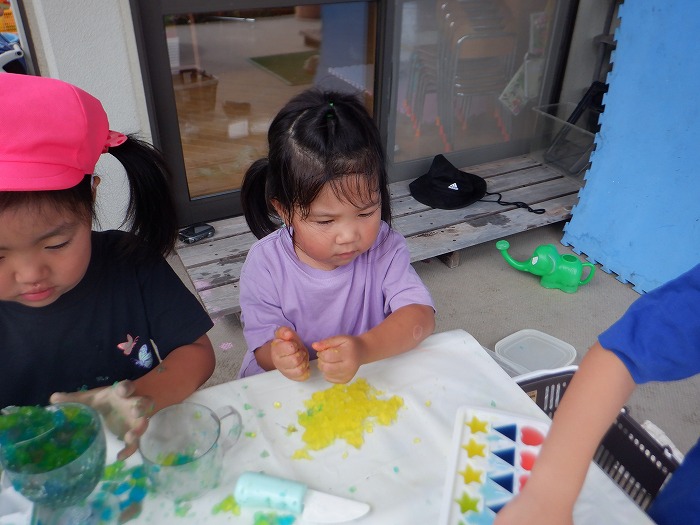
xmin=176 ymin=155 xmax=581 ymax=319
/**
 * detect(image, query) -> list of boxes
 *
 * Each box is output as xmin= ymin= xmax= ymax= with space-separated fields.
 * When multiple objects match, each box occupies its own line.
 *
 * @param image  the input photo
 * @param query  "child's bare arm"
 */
xmin=362 ymin=304 xmax=436 ymax=360
xmin=494 ymin=342 xmax=636 ymax=525
xmin=314 ymin=303 xmax=435 ymax=383
xmin=131 ymin=334 xmax=216 ymax=410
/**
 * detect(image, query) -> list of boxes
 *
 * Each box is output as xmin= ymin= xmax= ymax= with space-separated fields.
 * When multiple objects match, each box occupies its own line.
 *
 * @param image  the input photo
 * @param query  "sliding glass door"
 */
xmin=131 ymin=1 xmax=576 ymax=227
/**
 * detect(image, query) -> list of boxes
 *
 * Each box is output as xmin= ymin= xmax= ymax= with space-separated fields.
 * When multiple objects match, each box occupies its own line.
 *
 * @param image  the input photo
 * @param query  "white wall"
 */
xmin=24 ymin=0 xmax=150 ymax=230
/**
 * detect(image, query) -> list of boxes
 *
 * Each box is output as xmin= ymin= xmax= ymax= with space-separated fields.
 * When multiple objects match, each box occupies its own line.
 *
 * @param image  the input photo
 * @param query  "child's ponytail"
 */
xmin=107 ymin=136 xmax=179 ymax=256
xmin=241 ymin=158 xmax=279 ymax=239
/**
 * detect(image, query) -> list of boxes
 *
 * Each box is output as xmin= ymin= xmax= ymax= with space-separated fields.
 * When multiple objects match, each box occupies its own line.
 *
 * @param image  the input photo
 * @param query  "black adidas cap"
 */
xmin=409 ymin=154 xmax=487 ymax=210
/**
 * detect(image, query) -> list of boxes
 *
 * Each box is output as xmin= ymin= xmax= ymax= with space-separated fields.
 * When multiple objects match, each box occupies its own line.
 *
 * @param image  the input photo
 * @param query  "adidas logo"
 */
xmin=448 ymin=182 xmax=459 ymax=190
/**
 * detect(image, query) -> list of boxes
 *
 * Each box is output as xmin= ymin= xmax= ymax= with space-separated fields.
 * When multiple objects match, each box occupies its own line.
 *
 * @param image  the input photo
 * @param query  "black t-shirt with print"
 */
xmin=0 ymin=231 xmax=214 ymax=408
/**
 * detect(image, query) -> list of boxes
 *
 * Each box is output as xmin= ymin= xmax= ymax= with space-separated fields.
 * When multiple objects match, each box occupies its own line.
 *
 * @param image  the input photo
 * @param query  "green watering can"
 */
xmin=496 ymin=240 xmax=595 ymax=293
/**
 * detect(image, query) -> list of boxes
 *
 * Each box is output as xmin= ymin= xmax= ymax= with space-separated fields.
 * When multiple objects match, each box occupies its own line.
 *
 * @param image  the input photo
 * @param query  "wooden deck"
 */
xmin=176 ymin=155 xmax=581 ymax=319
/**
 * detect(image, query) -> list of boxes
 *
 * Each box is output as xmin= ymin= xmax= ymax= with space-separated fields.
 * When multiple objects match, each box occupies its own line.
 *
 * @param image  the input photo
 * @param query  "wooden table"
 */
xmin=47 ymin=330 xmax=654 ymax=524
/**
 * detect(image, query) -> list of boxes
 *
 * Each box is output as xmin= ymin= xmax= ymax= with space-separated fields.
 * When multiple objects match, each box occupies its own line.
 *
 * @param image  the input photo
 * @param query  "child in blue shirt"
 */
xmin=495 ymin=263 xmax=700 ymax=525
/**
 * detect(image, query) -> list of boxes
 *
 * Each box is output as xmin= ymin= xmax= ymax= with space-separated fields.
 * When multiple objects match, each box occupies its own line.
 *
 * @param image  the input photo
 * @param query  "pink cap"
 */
xmin=0 ymin=74 xmax=125 ymax=191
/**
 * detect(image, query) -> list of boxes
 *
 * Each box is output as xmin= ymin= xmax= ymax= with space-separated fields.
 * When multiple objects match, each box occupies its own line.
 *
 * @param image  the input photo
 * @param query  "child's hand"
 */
xmin=313 ymin=335 xmax=366 ymax=383
xmin=50 ymin=380 xmax=152 ymax=460
xmin=271 ymin=327 xmax=310 ymax=381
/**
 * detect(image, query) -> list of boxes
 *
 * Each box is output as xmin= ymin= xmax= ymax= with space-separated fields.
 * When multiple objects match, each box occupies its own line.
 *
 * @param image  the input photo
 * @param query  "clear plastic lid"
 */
xmin=495 ymin=329 xmax=577 ymax=372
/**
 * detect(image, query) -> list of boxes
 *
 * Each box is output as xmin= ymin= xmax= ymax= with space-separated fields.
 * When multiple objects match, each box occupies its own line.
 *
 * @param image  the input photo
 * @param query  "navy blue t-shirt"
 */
xmin=0 ymin=231 xmax=214 ymax=407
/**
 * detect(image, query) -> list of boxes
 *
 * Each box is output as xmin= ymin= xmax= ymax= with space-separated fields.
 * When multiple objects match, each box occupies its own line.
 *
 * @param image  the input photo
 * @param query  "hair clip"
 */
xmin=101 ymin=130 xmax=127 ymax=154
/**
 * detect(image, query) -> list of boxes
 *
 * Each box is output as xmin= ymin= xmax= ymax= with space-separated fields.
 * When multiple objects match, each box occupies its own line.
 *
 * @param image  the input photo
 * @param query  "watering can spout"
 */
xmin=495 ymin=240 xmax=529 ymax=271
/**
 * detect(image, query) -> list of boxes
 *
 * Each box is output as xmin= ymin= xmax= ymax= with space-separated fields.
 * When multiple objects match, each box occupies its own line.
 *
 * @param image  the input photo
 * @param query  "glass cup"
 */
xmin=0 ymin=403 xmax=106 ymax=509
xmin=139 ymin=402 xmax=242 ymax=502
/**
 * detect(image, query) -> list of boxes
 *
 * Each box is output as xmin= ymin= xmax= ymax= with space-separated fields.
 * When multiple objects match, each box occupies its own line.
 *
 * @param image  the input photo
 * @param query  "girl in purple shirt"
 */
xmin=239 ymin=90 xmax=435 ymax=383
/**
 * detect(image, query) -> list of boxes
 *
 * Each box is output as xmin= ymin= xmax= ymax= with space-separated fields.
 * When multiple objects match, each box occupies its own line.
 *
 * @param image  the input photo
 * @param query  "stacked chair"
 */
xmin=403 ymin=0 xmax=516 ymax=151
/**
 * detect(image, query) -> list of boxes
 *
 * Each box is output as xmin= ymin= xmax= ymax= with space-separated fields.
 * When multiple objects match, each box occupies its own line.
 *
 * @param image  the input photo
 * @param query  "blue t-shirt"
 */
xmin=599 ymin=263 xmax=700 ymax=525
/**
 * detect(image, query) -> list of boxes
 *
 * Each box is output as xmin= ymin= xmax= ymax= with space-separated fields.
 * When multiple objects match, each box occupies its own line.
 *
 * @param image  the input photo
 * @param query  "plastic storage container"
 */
xmin=495 ymin=329 xmax=576 ymax=372
xmin=594 ymin=407 xmax=680 ymax=510
xmin=530 ymin=102 xmax=598 ymax=183
xmin=514 ymin=365 xmax=578 ymax=418
xmin=482 ymin=346 xmax=530 ymax=377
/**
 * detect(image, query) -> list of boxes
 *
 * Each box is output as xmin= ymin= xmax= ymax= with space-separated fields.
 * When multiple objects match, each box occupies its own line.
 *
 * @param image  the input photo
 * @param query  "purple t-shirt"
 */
xmin=238 ymin=221 xmax=434 ymax=377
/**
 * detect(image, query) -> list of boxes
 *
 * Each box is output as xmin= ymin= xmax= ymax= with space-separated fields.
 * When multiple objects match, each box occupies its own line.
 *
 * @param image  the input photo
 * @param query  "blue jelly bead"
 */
xmin=114 ymin=482 xmax=131 ymax=495
xmin=129 ymin=486 xmax=147 ymax=503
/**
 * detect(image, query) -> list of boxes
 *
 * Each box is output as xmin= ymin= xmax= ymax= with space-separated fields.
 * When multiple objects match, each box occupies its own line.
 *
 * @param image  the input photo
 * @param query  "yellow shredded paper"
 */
xmin=293 ymin=379 xmax=404 ymax=457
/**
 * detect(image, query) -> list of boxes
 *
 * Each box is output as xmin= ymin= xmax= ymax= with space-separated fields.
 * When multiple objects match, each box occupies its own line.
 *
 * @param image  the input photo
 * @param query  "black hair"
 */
xmin=0 ymin=136 xmax=178 ymax=258
xmin=241 ymin=89 xmax=391 ymax=240
xmin=107 ymin=136 xmax=179 ymax=256
xmin=0 ymin=177 xmax=94 ymax=225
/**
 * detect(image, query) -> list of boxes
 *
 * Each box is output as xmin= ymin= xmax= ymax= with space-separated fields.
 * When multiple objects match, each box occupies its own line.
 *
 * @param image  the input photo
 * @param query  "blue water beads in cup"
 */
xmin=0 ymin=403 xmax=106 ymax=508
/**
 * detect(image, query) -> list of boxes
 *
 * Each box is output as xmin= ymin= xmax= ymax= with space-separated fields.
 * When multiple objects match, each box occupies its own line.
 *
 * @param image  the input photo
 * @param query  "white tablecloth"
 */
xmin=3 ymin=330 xmax=654 ymax=524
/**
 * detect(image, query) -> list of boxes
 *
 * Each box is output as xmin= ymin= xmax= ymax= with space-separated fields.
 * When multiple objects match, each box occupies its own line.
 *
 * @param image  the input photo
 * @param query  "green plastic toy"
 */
xmin=496 ymin=239 xmax=595 ymax=293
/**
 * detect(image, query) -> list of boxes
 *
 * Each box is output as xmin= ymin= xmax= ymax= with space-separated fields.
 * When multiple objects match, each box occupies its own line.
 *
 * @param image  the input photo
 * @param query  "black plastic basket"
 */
xmin=515 ymin=366 xmax=680 ymax=510
xmin=514 ymin=366 xmax=577 ymax=418
xmin=594 ymin=407 xmax=680 ymax=510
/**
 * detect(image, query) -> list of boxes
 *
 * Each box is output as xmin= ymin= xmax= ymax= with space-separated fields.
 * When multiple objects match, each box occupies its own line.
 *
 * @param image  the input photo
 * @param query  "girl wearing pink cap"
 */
xmin=0 ymin=74 xmax=215 ymax=459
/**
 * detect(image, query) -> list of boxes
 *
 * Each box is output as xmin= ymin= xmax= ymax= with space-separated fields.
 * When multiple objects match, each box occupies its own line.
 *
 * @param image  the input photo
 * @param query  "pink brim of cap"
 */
xmin=0 ymin=162 xmax=87 ymax=191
